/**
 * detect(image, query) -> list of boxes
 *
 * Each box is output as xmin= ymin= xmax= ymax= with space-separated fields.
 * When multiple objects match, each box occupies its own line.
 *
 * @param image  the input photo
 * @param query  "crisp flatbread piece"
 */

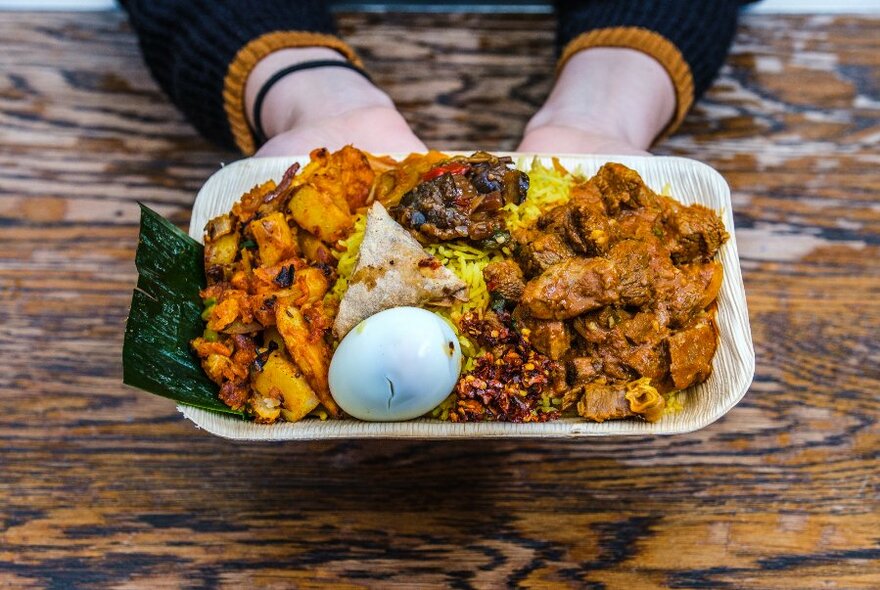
xmin=333 ymin=202 xmax=468 ymax=338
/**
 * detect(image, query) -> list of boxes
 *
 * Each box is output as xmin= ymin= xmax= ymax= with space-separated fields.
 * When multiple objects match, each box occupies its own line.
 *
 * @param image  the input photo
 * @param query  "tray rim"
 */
xmin=180 ymin=152 xmax=755 ymax=440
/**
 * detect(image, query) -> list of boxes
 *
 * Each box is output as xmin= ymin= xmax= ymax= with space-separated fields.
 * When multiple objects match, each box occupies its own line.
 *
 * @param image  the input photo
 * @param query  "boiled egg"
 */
xmin=328 ymin=307 xmax=462 ymax=421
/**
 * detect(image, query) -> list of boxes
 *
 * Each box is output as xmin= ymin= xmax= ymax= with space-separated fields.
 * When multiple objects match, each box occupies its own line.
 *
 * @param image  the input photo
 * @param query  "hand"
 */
xmin=518 ymin=125 xmax=651 ymax=156
xmin=517 ymin=47 xmax=676 ymax=155
xmin=246 ymin=48 xmax=425 ymax=157
xmin=256 ymin=105 xmax=426 ymax=157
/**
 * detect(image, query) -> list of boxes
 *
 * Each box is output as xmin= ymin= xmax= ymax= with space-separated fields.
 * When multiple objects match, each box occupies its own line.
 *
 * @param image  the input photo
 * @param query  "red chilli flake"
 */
xmin=449 ymin=312 xmax=561 ymax=423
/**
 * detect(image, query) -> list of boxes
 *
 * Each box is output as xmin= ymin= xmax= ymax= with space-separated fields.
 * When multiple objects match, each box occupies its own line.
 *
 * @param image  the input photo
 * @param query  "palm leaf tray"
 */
xmin=122 ymin=154 xmax=755 ymax=440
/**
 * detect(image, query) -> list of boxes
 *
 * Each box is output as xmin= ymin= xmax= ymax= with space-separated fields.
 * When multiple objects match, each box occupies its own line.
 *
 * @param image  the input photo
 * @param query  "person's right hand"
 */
xmin=247 ymin=48 xmax=425 ymax=157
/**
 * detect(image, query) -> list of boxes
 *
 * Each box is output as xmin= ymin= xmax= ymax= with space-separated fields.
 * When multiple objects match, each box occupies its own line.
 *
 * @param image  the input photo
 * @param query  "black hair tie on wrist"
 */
xmin=251 ymin=59 xmax=373 ymax=147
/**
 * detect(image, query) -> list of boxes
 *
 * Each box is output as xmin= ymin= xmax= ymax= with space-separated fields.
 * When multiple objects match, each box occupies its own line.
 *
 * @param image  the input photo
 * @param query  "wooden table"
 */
xmin=1 ymin=10 xmax=878 ymax=589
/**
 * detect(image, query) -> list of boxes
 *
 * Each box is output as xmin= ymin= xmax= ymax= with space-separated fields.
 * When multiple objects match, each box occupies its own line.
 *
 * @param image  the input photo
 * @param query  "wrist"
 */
xmin=245 ymin=47 xmax=391 ymax=140
xmin=525 ymin=48 xmax=676 ymax=149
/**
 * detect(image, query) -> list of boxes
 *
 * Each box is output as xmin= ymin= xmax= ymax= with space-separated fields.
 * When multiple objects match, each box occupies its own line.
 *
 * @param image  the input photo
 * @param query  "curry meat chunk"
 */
xmin=661 ymin=199 xmax=729 ymax=264
xmin=668 ymin=317 xmax=718 ymax=390
xmin=513 ymin=229 xmax=576 ymax=275
xmin=513 ymin=305 xmax=572 ymax=361
xmin=482 ymin=259 xmax=526 ymax=302
xmin=510 ymin=162 xmax=728 ymax=422
xmin=575 ymin=383 xmax=635 ymax=423
xmin=521 ymin=257 xmax=620 ymax=320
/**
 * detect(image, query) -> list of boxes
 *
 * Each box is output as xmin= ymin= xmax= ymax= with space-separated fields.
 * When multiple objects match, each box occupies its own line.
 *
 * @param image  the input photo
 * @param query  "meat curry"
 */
xmin=478 ymin=162 xmax=728 ymax=422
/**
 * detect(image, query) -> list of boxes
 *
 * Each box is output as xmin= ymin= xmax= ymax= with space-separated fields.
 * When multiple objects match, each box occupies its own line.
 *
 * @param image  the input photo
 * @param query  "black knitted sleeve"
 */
xmin=121 ymin=0 xmax=338 ymax=151
xmin=555 ymin=0 xmax=751 ymax=101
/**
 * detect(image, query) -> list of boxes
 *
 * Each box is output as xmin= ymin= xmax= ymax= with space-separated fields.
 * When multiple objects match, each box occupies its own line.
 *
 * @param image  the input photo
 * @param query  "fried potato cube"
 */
xmin=252 ymin=351 xmax=320 ymax=422
xmin=287 ymin=184 xmax=353 ymax=243
xmin=276 ymin=303 xmax=341 ymax=417
xmin=298 ymin=230 xmax=334 ymax=265
xmin=205 ymin=232 xmax=239 ymax=267
xmin=250 ymin=211 xmax=297 ymax=267
xmin=295 ymin=267 xmax=330 ymax=304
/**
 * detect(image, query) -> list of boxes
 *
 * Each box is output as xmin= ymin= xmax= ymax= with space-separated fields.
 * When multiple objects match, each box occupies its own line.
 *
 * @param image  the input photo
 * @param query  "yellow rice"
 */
xmin=662 ymin=390 xmax=684 ymax=414
xmin=330 ymin=213 xmax=367 ymax=301
xmin=504 ymin=157 xmax=576 ymax=232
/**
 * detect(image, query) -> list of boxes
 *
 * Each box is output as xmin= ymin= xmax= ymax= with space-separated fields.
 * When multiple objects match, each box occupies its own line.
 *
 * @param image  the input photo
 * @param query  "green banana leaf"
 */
xmin=123 ymin=204 xmax=244 ymax=417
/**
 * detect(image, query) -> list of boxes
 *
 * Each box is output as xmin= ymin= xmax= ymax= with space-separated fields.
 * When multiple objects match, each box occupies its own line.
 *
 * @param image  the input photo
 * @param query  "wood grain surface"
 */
xmin=1 ymin=10 xmax=878 ymax=589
